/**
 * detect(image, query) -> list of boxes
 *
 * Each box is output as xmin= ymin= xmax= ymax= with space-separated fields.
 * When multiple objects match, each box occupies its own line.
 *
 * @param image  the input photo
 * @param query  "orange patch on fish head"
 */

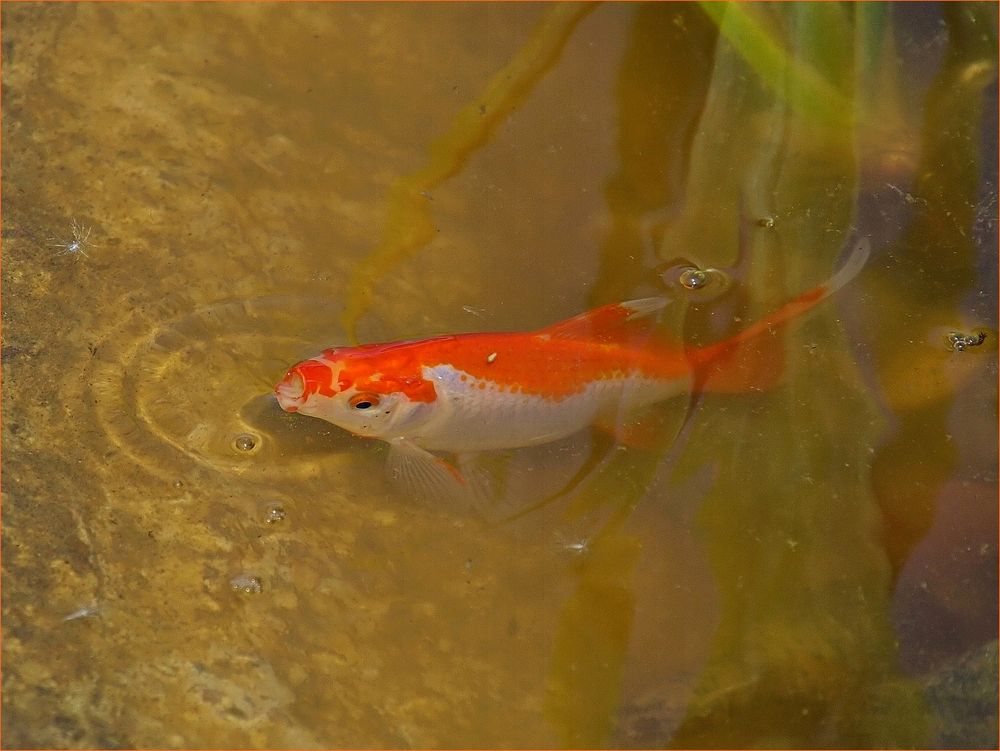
xmin=320 ymin=344 xmax=438 ymax=403
xmin=274 ymin=357 xmax=340 ymax=412
xmin=275 ymin=344 xmax=438 ymax=438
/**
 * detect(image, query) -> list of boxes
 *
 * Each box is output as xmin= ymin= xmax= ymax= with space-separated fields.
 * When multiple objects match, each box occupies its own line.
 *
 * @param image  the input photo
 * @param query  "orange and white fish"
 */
xmin=275 ymin=239 xmax=869 ymax=500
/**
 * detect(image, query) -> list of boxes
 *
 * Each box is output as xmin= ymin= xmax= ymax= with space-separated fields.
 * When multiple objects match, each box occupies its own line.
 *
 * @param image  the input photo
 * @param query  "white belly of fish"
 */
xmin=407 ymin=364 xmax=686 ymax=453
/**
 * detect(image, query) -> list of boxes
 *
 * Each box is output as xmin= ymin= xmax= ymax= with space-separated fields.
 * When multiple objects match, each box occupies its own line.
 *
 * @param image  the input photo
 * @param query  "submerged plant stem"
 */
xmin=340 ymin=3 xmax=595 ymax=342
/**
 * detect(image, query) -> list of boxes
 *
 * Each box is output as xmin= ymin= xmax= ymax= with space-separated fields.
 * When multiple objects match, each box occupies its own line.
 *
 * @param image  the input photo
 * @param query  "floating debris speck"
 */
xmin=63 ymin=604 xmax=99 ymax=621
xmin=561 ymin=538 xmax=590 ymax=555
xmin=49 ymin=219 xmax=99 ymax=258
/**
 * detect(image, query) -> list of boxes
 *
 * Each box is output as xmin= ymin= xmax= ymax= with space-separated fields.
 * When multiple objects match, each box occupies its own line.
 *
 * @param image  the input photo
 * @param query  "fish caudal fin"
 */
xmin=689 ymin=238 xmax=871 ymax=392
xmin=691 ymin=335 xmax=785 ymax=393
xmin=822 ymin=237 xmax=871 ymax=295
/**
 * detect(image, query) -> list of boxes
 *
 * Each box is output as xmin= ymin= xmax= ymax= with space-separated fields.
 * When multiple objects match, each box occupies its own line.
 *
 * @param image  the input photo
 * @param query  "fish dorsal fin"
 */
xmin=539 ymin=297 xmax=669 ymax=342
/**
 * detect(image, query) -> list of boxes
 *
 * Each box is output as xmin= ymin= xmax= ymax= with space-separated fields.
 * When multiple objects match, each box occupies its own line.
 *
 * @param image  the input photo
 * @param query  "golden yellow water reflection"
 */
xmin=2 ymin=3 xmax=995 ymax=748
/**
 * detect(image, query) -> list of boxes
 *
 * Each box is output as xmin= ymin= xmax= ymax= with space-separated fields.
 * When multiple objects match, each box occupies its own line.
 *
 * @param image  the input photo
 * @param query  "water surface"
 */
xmin=2 ymin=3 xmax=996 ymax=748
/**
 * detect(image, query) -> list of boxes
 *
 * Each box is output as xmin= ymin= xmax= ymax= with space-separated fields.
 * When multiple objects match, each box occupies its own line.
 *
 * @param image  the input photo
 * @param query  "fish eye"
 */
xmin=349 ymin=393 xmax=380 ymax=410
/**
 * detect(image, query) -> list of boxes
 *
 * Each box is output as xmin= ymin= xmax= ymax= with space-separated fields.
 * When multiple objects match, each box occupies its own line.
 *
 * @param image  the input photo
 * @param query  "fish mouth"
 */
xmin=274 ymin=370 xmax=305 ymax=412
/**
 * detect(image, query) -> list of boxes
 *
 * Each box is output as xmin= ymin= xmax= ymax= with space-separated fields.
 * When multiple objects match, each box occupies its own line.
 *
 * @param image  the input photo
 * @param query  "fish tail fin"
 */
xmin=689 ymin=237 xmax=870 ymax=393
xmin=689 ymin=330 xmax=787 ymax=393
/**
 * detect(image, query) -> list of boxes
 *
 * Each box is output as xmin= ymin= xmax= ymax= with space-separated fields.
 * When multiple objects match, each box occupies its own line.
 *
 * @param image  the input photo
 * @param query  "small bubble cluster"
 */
xmin=947 ymin=330 xmax=987 ymax=352
xmin=263 ymin=503 xmax=286 ymax=524
xmin=230 ymin=574 xmax=262 ymax=594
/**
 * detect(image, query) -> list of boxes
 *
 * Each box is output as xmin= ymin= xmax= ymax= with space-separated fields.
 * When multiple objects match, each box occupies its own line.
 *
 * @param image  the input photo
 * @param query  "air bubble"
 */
xmin=658 ymin=261 xmax=732 ymax=301
xmin=232 ymin=433 xmax=257 ymax=452
xmin=678 ymin=268 xmax=709 ymax=290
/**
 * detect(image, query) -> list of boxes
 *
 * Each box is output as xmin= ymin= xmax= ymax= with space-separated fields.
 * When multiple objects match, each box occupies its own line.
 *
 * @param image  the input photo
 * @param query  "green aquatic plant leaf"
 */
xmin=698 ymin=2 xmax=855 ymax=127
xmin=340 ymin=4 xmax=594 ymax=342
xmin=545 ymin=3 xmax=942 ymax=746
xmin=660 ymin=5 xmax=933 ymax=746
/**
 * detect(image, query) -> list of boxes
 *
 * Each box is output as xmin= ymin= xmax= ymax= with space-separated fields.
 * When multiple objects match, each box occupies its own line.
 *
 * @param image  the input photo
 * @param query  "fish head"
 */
xmin=274 ymin=345 xmax=437 ymax=440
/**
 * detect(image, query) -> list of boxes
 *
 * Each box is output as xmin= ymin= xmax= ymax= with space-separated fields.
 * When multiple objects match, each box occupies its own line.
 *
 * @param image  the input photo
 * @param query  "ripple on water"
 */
xmin=86 ymin=294 xmax=361 ymax=484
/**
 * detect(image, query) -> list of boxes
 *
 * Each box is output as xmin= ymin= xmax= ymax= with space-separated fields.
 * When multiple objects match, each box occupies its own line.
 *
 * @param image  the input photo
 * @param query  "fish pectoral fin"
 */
xmin=595 ymin=410 xmax=669 ymax=450
xmin=593 ymin=398 xmax=689 ymax=450
xmin=386 ymin=439 xmax=480 ymax=511
xmin=539 ymin=297 xmax=669 ymax=343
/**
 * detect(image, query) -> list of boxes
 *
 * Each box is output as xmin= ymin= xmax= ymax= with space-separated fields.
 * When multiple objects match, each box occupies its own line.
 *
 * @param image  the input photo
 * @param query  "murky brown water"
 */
xmin=2 ymin=3 xmax=996 ymax=748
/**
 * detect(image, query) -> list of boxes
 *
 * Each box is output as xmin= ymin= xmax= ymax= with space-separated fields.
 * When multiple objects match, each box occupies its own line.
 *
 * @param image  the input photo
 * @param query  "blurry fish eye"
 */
xmin=349 ymin=393 xmax=380 ymax=410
